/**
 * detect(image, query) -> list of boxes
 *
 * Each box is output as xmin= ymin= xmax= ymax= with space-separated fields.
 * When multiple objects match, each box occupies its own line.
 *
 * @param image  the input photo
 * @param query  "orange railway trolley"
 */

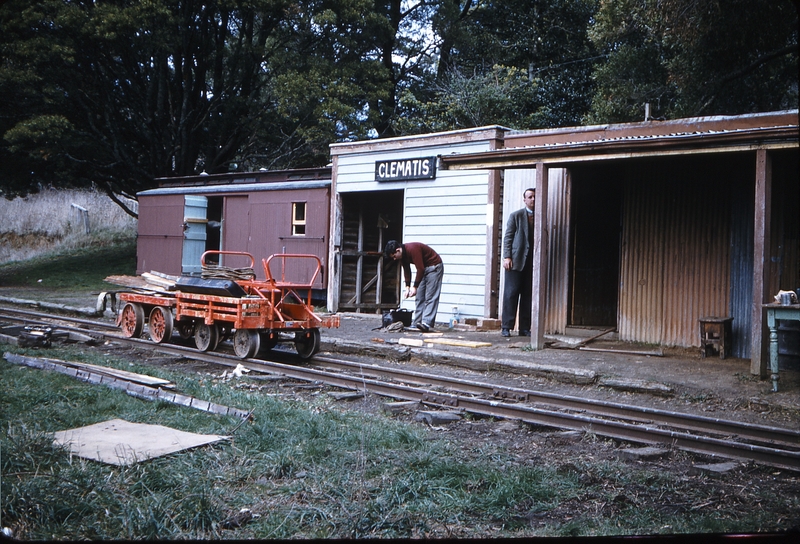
xmin=116 ymin=251 xmax=339 ymax=360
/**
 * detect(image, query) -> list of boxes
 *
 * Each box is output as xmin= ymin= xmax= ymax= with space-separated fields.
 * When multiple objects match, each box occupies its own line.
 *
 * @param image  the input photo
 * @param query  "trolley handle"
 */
xmin=201 ymin=250 xmax=255 ymax=268
xmin=262 ymin=253 xmax=322 ymax=287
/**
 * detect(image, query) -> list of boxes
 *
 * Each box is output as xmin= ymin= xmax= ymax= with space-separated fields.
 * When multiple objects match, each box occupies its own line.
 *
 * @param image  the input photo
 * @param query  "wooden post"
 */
xmin=530 ymin=162 xmax=549 ymax=350
xmin=71 ymin=203 xmax=90 ymax=234
xmin=376 ymin=223 xmax=384 ymax=308
xmin=750 ymin=149 xmax=771 ymax=377
xmin=355 ymin=209 xmax=364 ymax=309
xmin=327 ymin=162 xmax=342 ymax=313
xmin=485 ymin=168 xmax=502 ymax=318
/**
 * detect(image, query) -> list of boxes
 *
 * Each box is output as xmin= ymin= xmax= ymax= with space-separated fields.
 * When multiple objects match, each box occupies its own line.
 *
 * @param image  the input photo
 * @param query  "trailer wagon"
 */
xmin=116 ymin=251 xmax=339 ymax=360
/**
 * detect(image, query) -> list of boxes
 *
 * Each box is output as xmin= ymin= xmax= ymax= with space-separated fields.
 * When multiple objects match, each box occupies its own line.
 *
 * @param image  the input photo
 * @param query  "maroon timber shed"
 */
xmin=136 ymin=167 xmax=332 ymax=296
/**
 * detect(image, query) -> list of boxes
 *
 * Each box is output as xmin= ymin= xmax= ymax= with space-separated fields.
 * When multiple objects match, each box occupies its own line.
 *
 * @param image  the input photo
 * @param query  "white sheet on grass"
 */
xmin=53 ymin=418 xmax=229 ymax=466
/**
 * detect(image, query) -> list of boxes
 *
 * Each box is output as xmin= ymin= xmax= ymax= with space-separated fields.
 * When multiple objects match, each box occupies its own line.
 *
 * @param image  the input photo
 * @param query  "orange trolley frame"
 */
xmin=117 ymin=251 xmax=339 ymax=360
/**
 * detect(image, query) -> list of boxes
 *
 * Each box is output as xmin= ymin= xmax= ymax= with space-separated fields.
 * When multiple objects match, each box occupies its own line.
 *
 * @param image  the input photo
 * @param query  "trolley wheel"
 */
xmin=194 ymin=322 xmax=220 ymax=352
xmin=148 ymin=306 xmax=174 ymax=344
xmin=177 ymin=320 xmax=194 ymax=340
xmin=119 ymin=303 xmax=145 ymax=338
xmin=259 ymin=332 xmax=278 ymax=353
xmin=294 ymin=328 xmax=321 ymax=360
xmin=233 ymin=329 xmax=261 ymax=359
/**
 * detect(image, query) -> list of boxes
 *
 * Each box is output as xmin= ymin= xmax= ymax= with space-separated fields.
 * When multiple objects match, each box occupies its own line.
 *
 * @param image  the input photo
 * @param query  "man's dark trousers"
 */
xmin=502 ymin=263 xmax=532 ymax=332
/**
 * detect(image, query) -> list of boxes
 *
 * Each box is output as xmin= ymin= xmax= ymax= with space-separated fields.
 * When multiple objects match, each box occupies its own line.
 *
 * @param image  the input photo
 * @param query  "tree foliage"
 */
xmin=403 ymin=0 xmax=598 ymax=131
xmin=585 ymin=0 xmax=799 ymax=122
xmin=0 ymin=0 xmax=796 ymax=212
xmin=1 ymin=0 xmax=308 ymax=211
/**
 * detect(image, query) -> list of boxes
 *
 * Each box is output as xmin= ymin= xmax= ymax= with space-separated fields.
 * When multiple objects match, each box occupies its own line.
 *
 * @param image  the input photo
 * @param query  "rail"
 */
xmin=2 ymin=305 xmax=799 ymax=472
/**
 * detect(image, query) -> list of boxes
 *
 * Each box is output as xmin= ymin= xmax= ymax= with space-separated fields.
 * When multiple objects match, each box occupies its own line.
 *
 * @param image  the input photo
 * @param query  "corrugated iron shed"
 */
xmin=440 ymin=110 xmax=799 ymax=376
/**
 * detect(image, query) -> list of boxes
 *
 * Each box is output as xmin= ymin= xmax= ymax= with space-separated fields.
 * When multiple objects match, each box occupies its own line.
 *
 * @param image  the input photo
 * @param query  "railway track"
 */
xmin=3 ymin=305 xmax=800 ymax=472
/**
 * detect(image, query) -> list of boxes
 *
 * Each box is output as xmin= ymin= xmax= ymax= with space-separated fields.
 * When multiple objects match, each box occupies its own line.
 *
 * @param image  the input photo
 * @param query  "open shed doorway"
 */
xmin=205 ymin=196 xmax=223 ymax=262
xmin=339 ymin=190 xmax=404 ymax=313
xmin=569 ymin=166 xmax=622 ymax=328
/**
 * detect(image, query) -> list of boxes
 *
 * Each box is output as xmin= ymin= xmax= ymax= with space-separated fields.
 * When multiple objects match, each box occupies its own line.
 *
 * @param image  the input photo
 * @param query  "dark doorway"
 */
xmin=205 ymin=196 xmax=223 ymax=261
xmin=339 ymin=190 xmax=404 ymax=312
xmin=569 ymin=167 xmax=622 ymax=327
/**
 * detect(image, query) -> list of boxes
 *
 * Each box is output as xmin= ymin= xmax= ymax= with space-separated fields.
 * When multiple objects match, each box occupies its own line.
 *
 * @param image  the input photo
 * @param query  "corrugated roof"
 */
xmin=506 ymin=125 xmax=798 ymax=150
xmin=440 ymin=122 xmax=799 ymax=169
xmin=138 ymin=180 xmax=331 ymax=197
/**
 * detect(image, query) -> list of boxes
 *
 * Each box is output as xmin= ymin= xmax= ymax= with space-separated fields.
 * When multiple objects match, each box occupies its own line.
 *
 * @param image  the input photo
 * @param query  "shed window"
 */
xmin=292 ymin=202 xmax=306 ymax=236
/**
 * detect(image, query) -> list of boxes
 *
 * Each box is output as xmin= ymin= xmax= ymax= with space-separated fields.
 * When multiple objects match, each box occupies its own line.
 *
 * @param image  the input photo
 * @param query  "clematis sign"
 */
xmin=375 ymin=157 xmax=437 ymax=182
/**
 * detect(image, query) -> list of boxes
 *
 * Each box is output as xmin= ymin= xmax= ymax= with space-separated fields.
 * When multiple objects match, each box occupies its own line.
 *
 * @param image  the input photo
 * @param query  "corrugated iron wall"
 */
xmin=503 ymin=168 xmax=570 ymax=335
xmin=729 ymin=170 xmax=754 ymax=359
xmin=545 ymin=168 xmax=570 ymax=335
xmin=618 ymin=160 xmax=731 ymax=348
xmin=619 ymin=175 xmax=665 ymax=343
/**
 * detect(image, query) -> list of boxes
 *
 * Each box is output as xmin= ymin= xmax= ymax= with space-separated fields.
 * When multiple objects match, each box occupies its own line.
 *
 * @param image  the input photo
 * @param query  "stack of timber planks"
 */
xmin=104 ymin=271 xmax=180 ymax=294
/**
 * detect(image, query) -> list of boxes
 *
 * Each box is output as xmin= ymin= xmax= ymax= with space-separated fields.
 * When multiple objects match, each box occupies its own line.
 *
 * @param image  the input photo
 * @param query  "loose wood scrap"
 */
xmin=104 ymin=275 xmax=150 ymax=289
xmin=578 ymin=346 xmax=663 ymax=357
xmin=104 ymin=270 xmax=178 ymax=293
xmin=141 ymin=272 xmax=179 ymax=289
xmin=398 ymin=337 xmax=491 ymax=348
xmin=426 ymin=338 xmax=492 ymax=348
xmin=3 ymin=352 xmax=253 ymax=419
xmin=4 ymin=352 xmax=174 ymax=388
xmin=576 ymin=327 xmax=616 ymax=347
xmin=549 ymin=328 xmax=616 ymax=350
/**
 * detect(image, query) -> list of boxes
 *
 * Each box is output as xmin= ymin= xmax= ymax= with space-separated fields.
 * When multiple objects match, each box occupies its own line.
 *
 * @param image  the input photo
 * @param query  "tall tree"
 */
xmin=585 ymin=0 xmax=799 ymax=122
xmin=0 ymin=0 xmax=354 ymax=212
xmin=2 ymin=0 xmax=796 ymax=212
xmin=398 ymin=0 xmax=599 ymax=132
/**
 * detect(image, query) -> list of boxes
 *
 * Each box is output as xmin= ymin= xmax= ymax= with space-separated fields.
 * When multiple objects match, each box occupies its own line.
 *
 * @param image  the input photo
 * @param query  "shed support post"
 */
xmin=376 ymin=228 xmax=383 ymax=308
xmin=530 ymin=162 xmax=549 ymax=350
xmin=355 ymin=209 xmax=364 ymax=309
xmin=328 ymin=177 xmax=342 ymax=313
xmin=750 ymin=148 xmax=771 ymax=377
xmin=485 ymin=168 xmax=502 ymax=318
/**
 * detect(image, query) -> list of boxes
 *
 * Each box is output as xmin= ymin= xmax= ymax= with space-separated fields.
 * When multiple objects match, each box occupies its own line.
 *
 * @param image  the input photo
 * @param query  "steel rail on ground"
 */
xmin=2 ymin=306 xmax=799 ymax=472
xmin=311 ymin=355 xmax=800 ymax=448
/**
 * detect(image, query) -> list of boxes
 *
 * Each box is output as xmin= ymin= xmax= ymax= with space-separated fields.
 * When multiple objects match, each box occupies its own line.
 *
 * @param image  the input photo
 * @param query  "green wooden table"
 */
xmin=764 ymin=303 xmax=800 ymax=392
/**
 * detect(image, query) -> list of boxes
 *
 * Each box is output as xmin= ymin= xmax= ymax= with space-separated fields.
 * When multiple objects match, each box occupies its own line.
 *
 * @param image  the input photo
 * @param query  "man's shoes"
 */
xmin=519 ymin=329 xmax=531 ymax=337
xmin=418 ymin=322 xmax=431 ymax=332
xmin=501 ymin=329 xmax=511 ymax=337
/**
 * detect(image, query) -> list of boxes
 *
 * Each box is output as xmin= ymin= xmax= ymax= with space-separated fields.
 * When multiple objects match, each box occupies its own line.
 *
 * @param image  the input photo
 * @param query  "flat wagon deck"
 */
xmin=116 ymin=251 xmax=339 ymax=359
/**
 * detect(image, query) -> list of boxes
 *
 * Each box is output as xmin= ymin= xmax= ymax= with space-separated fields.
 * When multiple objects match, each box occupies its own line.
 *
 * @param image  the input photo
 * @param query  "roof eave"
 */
xmin=440 ymin=125 xmax=799 ymax=170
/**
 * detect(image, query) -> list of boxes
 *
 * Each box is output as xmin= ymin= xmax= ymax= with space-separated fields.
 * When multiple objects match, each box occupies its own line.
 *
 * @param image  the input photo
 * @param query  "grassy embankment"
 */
xmin=0 ymin=189 xmax=137 ymax=291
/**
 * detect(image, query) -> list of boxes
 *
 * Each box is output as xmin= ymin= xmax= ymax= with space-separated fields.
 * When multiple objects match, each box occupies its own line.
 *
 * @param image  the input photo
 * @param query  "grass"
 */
xmin=0 ymin=233 xmax=136 ymax=290
xmin=2 ymin=342 xmax=798 ymax=539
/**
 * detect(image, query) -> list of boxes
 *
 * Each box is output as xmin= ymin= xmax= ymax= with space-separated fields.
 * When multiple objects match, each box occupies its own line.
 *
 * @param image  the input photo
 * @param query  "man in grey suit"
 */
xmin=501 ymin=188 xmax=536 ymax=337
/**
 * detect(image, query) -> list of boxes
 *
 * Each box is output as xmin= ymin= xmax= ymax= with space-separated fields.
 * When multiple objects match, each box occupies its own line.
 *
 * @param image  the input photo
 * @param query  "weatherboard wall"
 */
xmin=330 ymin=127 xmax=506 ymax=319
